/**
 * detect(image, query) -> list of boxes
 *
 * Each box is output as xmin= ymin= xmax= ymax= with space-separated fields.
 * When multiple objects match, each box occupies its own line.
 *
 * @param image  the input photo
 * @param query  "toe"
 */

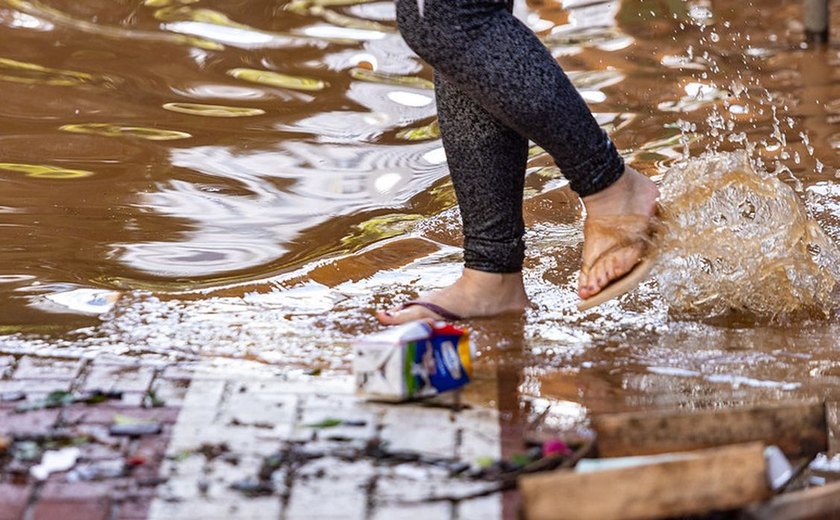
xmin=578 ymin=271 xmax=590 ymax=298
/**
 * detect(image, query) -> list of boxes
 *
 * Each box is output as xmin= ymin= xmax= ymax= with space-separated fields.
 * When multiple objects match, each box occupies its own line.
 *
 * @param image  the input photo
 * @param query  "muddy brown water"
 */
xmin=3 ymin=0 xmax=840 ymax=432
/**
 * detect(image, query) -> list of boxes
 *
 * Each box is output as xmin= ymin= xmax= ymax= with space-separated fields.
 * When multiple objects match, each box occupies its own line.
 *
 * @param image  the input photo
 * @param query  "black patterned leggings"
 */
xmin=396 ymin=0 xmax=625 ymax=273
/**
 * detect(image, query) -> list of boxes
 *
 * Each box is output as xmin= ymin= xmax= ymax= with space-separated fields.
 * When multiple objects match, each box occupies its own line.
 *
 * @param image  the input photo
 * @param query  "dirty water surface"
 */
xmin=3 ymin=0 xmax=840 ymax=434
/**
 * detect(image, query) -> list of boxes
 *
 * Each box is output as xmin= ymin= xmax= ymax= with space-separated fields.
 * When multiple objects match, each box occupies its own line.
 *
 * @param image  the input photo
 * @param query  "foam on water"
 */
xmin=654 ymin=150 xmax=840 ymax=319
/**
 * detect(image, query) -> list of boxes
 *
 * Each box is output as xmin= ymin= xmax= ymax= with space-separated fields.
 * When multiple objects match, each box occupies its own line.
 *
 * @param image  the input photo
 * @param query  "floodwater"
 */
xmin=3 ymin=0 xmax=840 ymax=432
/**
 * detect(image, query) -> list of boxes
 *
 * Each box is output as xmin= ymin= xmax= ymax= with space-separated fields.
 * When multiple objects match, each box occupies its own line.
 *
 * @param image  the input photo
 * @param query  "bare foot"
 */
xmin=376 ymin=269 xmax=529 ymax=325
xmin=578 ymin=167 xmax=660 ymax=300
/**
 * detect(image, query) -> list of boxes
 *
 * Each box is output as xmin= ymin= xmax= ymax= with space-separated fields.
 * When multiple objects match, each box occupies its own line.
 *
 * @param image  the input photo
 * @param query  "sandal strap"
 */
xmin=581 ymin=214 xmax=657 ymax=273
xmin=400 ymin=301 xmax=463 ymax=321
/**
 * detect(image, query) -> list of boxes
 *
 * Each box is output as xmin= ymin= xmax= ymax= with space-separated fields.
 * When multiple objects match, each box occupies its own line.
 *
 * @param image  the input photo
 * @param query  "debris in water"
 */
xmin=67 ymin=459 xmax=125 ymax=481
xmin=30 ymin=447 xmax=80 ymax=480
xmin=353 ymin=321 xmax=473 ymax=401
xmin=304 ymin=418 xmax=366 ymax=429
xmin=44 ymin=288 xmax=121 ymax=315
xmin=109 ymin=414 xmax=162 ymax=436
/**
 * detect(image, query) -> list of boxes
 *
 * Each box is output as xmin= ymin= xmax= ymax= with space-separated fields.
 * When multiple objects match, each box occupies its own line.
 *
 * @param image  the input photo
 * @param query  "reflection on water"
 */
xmin=2 ymin=0 xmax=840 ymax=423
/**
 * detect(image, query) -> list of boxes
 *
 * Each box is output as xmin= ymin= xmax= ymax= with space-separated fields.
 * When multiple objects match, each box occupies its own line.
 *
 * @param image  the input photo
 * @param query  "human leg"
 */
xmin=377 ymin=73 xmax=530 ymax=324
xmin=395 ymin=0 xmax=658 ymax=304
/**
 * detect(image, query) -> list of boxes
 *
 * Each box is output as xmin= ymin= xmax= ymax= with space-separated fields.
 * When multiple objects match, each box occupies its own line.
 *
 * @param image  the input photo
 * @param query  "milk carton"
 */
xmin=353 ymin=321 xmax=473 ymax=401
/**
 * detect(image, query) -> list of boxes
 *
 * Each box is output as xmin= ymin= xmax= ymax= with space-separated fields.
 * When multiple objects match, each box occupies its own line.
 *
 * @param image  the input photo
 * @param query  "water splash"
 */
xmin=654 ymin=150 xmax=840 ymax=319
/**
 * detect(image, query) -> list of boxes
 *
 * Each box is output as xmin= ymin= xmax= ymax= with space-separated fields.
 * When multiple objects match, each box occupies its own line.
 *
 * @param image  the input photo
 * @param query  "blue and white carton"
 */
xmin=352 ymin=321 xmax=474 ymax=401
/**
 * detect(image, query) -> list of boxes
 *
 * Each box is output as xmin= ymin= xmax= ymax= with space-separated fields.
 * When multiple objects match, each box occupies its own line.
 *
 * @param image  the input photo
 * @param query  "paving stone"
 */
xmin=148 ymin=377 xmax=190 ymax=407
xmin=457 ymin=494 xmax=504 ymax=520
xmin=149 ymin=497 xmax=281 ymax=520
xmin=113 ymin=491 xmax=156 ymax=520
xmin=285 ymin=460 xmax=374 ymax=520
xmin=218 ymin=389 xmax=297 ymax=431
xmin=181 ymin=425 xmax=284 ymax=456
xmin=0 ymin=361 xmax=507 ymax=520
xmin=159 ymin=363 xmax=198 ymax=381
xmin=0 ymin=408 xmax=58 ymax=435
xmin=372 ymin=501 xmax=452 ymax=519
xmin=0 ymin=379 xmax=73 ymax=394
xmin=164 ymin=379 xmax=225 ymax=454
xmin=0 ymin=356 xmax=16 ymax=380
xmin=205 ymin=455 xmax=267 ymax=498
xmin=0 ymin=483 xmax=30 ymax=520
xmin=82 ymin=363 xmax=155 ymax=394
xmin=33 ymin=481 xmax=112 ymax=520
xmin=70 ymin=426 xmax=125 ymax=460
xmin=14 ymin=357 xmax=82 ymax=380
xmin=455 ymin=408 xmax=501 ymax=464
xmin=380 ymin=406 xmax=458 ymax=458
xmin=297 ymin=394 xmax=380 ymax=443
xmin=61 ymin=405 xmax=180 ymax=426
xmin=244 ymin=376 xmax=355 ymax=397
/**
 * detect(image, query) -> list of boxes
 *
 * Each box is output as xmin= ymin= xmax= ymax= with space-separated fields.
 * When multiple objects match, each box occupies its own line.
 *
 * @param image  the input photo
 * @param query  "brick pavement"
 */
xmin=0 ymin=356 xmax=507 ymax=519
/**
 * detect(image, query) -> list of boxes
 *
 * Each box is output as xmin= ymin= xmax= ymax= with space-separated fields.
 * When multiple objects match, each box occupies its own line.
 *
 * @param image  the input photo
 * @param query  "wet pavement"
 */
xmin=5 ymin=0 xmax=840 ymax=518
xmin=0 ymin=357 xmax=509 ymax=519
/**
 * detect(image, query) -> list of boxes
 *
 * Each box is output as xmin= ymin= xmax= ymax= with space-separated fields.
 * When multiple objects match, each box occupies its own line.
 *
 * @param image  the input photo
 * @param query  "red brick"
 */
xmin=34 ymin=481 xmax=113 ymax=520
xmin=0 ymin=408 xmax=59 ymax=436
xmin=33 ymin=500 xmax=110 ymax=520
xmin=0 ymin=484 xmax=31 ymax=520
xmin=61 ymin=405 xmax=180 ymax=426
xmin=114 ymin=494 xmax=153 ymax=520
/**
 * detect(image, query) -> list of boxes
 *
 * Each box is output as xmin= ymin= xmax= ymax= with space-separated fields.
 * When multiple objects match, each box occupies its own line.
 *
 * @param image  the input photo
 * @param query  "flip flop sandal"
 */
xmin=577 ymin=213 xmax=659 ymax=312
xmin=398 ymin=300 xmax=463 ymax=321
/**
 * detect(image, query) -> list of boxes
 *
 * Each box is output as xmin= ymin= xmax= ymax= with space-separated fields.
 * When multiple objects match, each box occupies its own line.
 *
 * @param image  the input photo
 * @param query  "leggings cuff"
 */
xmin=463 ymin=235 xmax=525 ymax=273
xmin=565 ymin=134 xmax=625 ymax=197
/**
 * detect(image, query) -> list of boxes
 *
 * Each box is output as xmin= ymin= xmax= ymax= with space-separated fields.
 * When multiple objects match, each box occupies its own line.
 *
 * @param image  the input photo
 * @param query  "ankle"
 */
xmin=461 ymin=268 xmax=522 ymax=283
xmin=582 ymin=168 xmax=658 ymax=216
xmin=459 ymin=268 xmax=525 ymax=296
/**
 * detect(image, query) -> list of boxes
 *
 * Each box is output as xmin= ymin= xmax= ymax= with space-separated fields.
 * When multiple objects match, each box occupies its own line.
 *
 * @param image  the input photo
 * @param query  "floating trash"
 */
xmin=304 ymin=418 xmax=367 ymax=429
xmin=109 ymin=414 xmax=163 ymax=436
xmin=44 ymin=288 xmax=121 ymax=314
xmin=0 ymin=163 xmax=94 ymax=179
xmin=30 ymin=447 xmax=80 ymax=481
xmin=353 ymin=321 xmax=473 ymax=401
xmin=60 ymin=123 xmax=191 ymax=141
xmin=67 ymin=459 xmax=125 ymax=481
xmin=227 ymin=68 xmax=326 ymax=91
